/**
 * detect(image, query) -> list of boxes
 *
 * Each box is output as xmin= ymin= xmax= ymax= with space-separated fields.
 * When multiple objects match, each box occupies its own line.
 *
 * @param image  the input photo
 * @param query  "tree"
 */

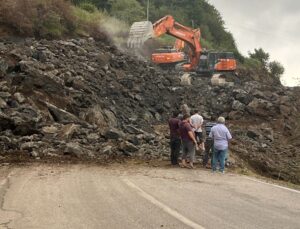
xmin=109 ymin=0 xmax=145 ymax=24
xmin=71 ymin=0 xmax=111 ymax=10
xmin=269 ymin=61 xmax=284 ymax=79
xmin=249 ymin=48 xmax=269 ymax=68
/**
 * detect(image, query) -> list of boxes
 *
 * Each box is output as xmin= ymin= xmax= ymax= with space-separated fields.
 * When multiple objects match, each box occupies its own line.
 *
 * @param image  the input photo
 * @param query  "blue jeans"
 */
xmin=212 ymin=148 xmax=228 ymax=172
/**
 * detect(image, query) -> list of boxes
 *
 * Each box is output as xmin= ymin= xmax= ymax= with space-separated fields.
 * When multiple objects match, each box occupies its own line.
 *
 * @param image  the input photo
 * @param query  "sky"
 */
xmin=208 ymin=0 xmax=300 ymax=86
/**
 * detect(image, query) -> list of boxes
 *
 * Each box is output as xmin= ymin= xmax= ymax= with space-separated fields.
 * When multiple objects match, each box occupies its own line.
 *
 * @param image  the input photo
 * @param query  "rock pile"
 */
xmin=0 ymin=38 xmax=299 ymax=183
xmin=0 ymin=38 xmax=179 ymax=161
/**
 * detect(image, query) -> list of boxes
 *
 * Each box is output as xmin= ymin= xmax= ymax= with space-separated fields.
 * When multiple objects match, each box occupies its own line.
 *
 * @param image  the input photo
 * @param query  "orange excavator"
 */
xmin=151 ymin=39 xmax=186 ymax=69
xmin=128 ymin=15 xmax=236 ymax=76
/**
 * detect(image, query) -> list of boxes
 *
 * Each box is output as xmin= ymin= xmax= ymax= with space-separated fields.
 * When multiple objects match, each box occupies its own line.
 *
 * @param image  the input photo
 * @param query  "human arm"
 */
xmin=226 ymin=128 xmax=232 ymax=141
xmin=185 ymin=122 xmax=197 ymax=145
xmin=188 ymin=131 xmax=197 ymax=145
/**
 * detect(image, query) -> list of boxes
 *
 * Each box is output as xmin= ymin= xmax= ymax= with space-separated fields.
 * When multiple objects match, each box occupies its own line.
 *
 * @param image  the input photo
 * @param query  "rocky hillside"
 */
xmin=0 ymin=38 xmax=299 ymax=184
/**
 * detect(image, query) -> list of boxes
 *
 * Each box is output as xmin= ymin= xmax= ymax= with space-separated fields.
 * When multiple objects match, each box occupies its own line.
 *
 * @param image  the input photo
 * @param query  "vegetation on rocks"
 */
xmin=0 ymin=0 xmax=125 ymax=40
xmin=245 ymin=48 xmax=285 ymax=80
xmin=72 ymin=0 xmax=242 ymax=59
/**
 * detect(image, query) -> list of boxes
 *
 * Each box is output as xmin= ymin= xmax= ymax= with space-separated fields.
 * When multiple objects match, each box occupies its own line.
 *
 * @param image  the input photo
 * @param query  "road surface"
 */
xmin=0 ymin=164 xmax=299 ymax=229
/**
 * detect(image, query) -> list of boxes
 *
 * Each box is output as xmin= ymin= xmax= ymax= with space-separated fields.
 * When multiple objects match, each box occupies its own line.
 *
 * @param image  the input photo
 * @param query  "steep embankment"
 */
xmin=0 ymin=38 xmax=299 ymax=184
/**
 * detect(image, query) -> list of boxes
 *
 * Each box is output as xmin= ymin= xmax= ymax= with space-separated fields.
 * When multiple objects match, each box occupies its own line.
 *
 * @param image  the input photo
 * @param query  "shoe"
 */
xmin=187 ymin=165 xmax=195 ymax=169
xmin=179 ymin=163 xmax=188 ymax=168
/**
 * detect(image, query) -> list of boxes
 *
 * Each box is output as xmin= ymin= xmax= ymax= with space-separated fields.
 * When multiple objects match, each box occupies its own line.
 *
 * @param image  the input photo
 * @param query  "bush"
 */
xmin=0 ymin=0 xmax=76 ymax=38
xmin=269 ymin=61 xmax=284 ymax=79
xmin=248 ymin=48 xmax=270 ymax=68
xmin=0 ymin=0 xmax=119 ymax=39
xmin=79 ymin=2 xmax=97 ymax=13
xmin=244 ymin=58 xmax=263 ymax=70
xmin=38 ymin=11 xmax=65 ymax=38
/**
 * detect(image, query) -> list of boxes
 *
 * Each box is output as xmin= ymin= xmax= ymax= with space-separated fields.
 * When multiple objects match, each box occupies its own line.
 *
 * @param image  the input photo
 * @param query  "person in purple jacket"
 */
xmin=168 ymin=111 xmax=181 ymax=165
xmin=209 ymin=117 xmax=232 ymax=173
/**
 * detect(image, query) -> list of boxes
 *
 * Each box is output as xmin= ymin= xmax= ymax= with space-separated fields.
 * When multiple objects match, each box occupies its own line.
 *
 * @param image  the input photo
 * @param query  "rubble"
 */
xmin=0 ymin=38 xmax=299 ymax=184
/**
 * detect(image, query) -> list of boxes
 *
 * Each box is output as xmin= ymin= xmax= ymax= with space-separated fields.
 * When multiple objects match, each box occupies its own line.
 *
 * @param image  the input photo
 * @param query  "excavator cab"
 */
xmin=197 ymin=51 xmax=236 ymax=75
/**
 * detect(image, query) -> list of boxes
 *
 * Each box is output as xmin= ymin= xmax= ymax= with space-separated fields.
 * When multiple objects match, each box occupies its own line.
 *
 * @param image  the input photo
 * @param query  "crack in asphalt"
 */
xmin=0 ymin=172 xmax=24 ymax=229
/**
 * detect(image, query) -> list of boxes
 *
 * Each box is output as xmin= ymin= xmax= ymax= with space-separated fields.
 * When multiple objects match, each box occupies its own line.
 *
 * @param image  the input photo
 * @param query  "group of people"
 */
xmin=168 ymin=105 xmax=232 ymax=173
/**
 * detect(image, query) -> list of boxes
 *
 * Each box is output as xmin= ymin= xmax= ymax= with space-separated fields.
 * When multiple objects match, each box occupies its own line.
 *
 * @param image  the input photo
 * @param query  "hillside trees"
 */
xmin=249 ymin=48 xmax=270 ymax=68
xmin=109 ymin=0 xmax=145 ymax=24
xmin=137 ymin=0 xmax=242 ymax=59
xmin=269 ymin=61 xmax=285 ymax=79
xmin=71 ymin=0 xmax=242 ymax=59
xmin=248 ymin=48 xmax=285 ymax=79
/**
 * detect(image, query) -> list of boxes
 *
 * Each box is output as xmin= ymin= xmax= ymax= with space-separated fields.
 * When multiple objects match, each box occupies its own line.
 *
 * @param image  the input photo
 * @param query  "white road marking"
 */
xmin=123 ymin=179 xmax=205 ymax=229
xmin=244 ymin=177 xmax=300 ymax=194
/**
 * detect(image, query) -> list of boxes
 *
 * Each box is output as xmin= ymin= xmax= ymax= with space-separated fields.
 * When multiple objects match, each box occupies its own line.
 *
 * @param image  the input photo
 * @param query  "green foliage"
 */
xmin=269 ymin=61 xmax=284 ymax=79
xmin=0 ymin=0 xmax=128 ymax=41
xmin=248 ymin=48 xmax=270 ymax=68
xmin=200 ymin=39 xmax=214 ymax=50
xmin=246 ymin=48 xmax=285 ymax=80
xmin=69 ymin=0 xmax=242 ymax=58
xmin=71 ymin=0 xmax=111 ymax=10
xmin=79 ymin=2 xmax=97 ymax=13
xmin=244 ymin=58 xmax=263 ymax=70
xmin=0 ymin=0 xmax=79 ymax=38
xmin=109 ymin=0 xmax=145 ymax=24
xmin=156 ymin=35 xmax=175 ymax=46
xmin=37 ymin=10 xmax=65 ymax=38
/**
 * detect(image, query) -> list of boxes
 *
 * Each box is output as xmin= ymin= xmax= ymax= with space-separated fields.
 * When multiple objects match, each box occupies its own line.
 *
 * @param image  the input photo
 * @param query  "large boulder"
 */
xmin=104 ymin=128 xmax=125 ymax=140
xmin=46 ymin=102 xmax=79 ymax=124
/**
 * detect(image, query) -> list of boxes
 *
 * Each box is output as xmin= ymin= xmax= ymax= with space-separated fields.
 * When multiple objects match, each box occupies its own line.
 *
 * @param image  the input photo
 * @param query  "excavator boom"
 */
xmin=127 ymin=15 xmax=236 ymax=74
xmin=152 ymin=16 xmax=202 ymax=71
xmin=127 ymin=15 xmax=202 ymax=71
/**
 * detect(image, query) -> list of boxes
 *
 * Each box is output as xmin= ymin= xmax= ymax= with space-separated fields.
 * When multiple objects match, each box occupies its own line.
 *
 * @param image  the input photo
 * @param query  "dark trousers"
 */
xmin=170 ymin=138 xmax=181 ymax=165
xmin=203 ymin=138 xmax=213 ymax=166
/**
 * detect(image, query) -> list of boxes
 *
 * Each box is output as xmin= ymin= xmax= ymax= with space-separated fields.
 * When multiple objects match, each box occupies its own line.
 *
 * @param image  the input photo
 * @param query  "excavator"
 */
xmin=151 ymin=39 xmax=186 ymax=69
xmin=128 ymin=15 xmax=237 ymax=77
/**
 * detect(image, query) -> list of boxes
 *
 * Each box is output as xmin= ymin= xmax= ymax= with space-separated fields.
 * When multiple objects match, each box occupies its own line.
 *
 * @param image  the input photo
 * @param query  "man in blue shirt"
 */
xmin=209 ymin=117 xmax=232 ymax=173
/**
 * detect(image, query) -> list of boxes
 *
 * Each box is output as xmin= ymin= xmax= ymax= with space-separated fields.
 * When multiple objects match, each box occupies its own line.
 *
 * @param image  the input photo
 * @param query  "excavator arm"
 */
xmin=152 ymin=15 xmax=202 ymax=71
xmin=128 ymin=15 xmax=202 ymax=71
xmin=174 ymin=39 xmax=185 ymax=51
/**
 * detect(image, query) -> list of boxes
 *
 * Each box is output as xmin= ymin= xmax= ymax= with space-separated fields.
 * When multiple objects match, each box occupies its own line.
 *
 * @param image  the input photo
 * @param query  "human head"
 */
xmin=183 ymin=114 xmax=190 ymax=121
xmin=172 ymin=110 xmax=180 ymax=118
xmin=181 ymin=104 xmax=190 ymax=115
xmin=217 ymin=116 xmax=225 ymax=124
xmin=193 ymin=109 xmax=199 ymax=114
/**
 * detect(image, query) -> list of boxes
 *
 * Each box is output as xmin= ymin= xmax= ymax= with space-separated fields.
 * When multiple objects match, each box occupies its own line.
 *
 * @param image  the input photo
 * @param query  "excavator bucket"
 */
xmin=127 ymin=21 xmax=154 ymax=48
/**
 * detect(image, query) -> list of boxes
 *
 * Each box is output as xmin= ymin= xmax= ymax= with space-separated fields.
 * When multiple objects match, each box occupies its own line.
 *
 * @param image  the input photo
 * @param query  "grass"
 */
xmin=0 ymin=0 xmax=127 ymax=41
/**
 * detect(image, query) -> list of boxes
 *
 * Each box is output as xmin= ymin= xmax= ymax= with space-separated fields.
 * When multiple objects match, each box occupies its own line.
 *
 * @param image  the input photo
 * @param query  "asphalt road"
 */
xmin=0 ymin=164 xmax=299 ymax=229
